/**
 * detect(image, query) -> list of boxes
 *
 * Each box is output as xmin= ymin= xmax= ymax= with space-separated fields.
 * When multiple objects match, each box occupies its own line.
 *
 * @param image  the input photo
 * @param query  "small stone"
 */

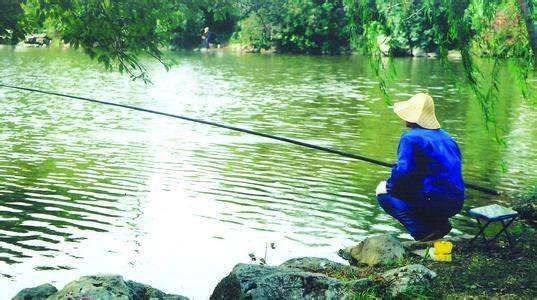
xmin=377 ymin=35 xmax=391 ymax=56
xmin=12 ymin=283 xmax=57 ymax=300
xmin=344 ymin=235 xmax=406 ymax=266
xmin=412 ymin=47 xmax=427 ymax=57
xmin=381 ymin=264 xmax=436 ymax=297
xmin=447 ymin=50 xmax=462 ymax=59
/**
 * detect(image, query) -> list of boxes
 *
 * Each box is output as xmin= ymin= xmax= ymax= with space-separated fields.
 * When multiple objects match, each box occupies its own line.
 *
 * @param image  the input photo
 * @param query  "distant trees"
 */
xmin=232 ymin=0 xmax=349 ymax=54
xmin=232 ymin=0 xmax=535 ymax=62
xmin=517 ymin=0 xmax=537 ymax=65
xmin=1 ymin=0 xmax=535 ymax=78
xmin=0 ymin=0 xmax=24 ymax=44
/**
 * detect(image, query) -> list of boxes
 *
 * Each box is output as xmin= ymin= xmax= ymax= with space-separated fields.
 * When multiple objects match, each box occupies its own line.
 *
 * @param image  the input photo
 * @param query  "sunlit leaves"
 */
xmin=21 ymin=0 xmax=200 ymax=82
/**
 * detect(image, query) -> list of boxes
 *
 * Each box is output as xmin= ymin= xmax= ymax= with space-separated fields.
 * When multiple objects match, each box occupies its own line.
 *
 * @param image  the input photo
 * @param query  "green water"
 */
xmin=0 ymin=46 xmax=536 ymax=298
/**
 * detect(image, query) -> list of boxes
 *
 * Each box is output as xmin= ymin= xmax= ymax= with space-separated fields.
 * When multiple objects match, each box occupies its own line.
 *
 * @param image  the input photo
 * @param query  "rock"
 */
xmin=24 ymin=34 xmax=51 ymax=46
xmin=514 ymin=191 xmax=537 ymax=222
xmin=426 ymin=52 xmax=438 ymax=58
xmin=51 ymin=275 xmax=130 ymax=299
xmin=376 ymin=34 xmax=411 ymax=56
xmin=280 ymin=257 xmax=360 ymax=275
xmin=381 ymin=264 xmax=436 ymax=297
xmin=210 ymin=263 xmax=372 ymax=300
xmin=401 ymin=240 xmax=436 ymax=251
xmin=412 ymin=47 xmax=427 ymax=57
xmin=377 ymin=35 xmax=391 ymax=56
xmin=337 ymin=247 xmax=354 ymax=262
xmin=49 ymin=275 xmax=186 ymax=300
xmin=12 ymin=283 xmax=57 ymax=300
xmin=260 ymin=46 xmax=277 ymax=54
xmin=127 ymin=280 xmax=188 ymax=300
xmin=342 ymin=235 xmax=405 ymax=266
xmin=447 ymin=50 xmax=462 ymax=59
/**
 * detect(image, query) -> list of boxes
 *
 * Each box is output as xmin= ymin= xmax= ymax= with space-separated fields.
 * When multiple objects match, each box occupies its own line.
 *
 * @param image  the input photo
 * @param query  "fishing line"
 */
xmin=0 ymin=83 xmax=500 ymax=195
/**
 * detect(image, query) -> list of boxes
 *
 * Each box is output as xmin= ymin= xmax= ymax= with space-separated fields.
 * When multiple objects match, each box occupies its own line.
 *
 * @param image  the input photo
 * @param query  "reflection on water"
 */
xmin=0 ymin=47 xmax=536 ymax=298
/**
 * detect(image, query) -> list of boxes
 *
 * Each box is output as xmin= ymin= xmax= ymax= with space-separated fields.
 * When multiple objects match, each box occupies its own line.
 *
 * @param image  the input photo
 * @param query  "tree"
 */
xmin=517 ymin=0 xmax=537 ymax=65
xmin=0 ymin=0 xmax=24 ymax=44
xmin=21 ymin=0 xmax=206 ymax=82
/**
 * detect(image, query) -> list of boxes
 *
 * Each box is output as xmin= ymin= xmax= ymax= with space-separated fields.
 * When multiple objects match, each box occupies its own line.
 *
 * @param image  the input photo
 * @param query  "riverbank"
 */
xmin=192 ymin=42 xmax=466 ymax=60
xmin=13 ymin=222 xmax=536 ymax=299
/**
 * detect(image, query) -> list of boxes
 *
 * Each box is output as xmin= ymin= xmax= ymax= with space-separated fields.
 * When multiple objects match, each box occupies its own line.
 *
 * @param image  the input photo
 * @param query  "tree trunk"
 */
xmin=517 ymin=0 xmax=537 ymax=67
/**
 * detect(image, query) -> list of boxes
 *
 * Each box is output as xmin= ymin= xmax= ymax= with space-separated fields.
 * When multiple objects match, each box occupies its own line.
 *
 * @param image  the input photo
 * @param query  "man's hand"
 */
xmin=376 ymin=181 xmax=387 ymax=196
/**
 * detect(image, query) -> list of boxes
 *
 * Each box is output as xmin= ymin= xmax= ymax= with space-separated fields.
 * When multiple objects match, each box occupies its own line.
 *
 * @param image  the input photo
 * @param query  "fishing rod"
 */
xmin=0 ymin=83 xmax=500 ymax=195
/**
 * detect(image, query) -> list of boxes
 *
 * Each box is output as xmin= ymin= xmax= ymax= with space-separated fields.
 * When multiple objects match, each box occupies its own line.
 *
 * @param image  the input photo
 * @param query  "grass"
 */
xmin=421 ymin=223 xmax=537 ymax=298
xmin=324 ymin=221 xmax=537 ymax=299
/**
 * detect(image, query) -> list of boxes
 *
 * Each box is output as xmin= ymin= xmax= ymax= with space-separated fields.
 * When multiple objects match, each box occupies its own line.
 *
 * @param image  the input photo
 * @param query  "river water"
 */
xmin=0 ymin=46 xmax=536 ymax=298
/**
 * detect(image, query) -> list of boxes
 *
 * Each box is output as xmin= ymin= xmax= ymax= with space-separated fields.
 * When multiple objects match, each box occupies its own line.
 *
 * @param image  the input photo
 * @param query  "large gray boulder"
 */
xmin=126 ymin=280 xmax=188 ymax=300
xmin=381 ymin=264 xmax=436 ymax=297
xmin=12 ymin=283 xmax=57 ymax=300
xmin=340 ymin=235 xmax=406 ymax=266
xmin=280 ymin=257 xmax=360 ymax=275
xmin=47 ymin=275 xmax=186 ymax=300
xmin=210 ymin=263 xmax=372 ymax=300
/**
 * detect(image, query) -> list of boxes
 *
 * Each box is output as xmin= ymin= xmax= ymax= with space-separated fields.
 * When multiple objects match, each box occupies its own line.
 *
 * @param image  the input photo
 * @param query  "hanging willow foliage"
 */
xmin=343 ymin=0 xmax=535 ymax=143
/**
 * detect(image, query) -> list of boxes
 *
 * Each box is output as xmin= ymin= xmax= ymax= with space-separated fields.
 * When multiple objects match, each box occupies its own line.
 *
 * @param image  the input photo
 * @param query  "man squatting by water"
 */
xmin=376 ymin=93 xmax=465 ymax=241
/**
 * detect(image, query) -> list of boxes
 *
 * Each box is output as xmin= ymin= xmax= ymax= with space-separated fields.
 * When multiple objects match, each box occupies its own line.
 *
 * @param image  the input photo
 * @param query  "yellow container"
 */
xmin=434 ymin=252 xmax=452 ymax=262
xmin=434 ymin=241 xmax=453 ymax=254
xmin=433 ymin=241 xmax=453 ymax=262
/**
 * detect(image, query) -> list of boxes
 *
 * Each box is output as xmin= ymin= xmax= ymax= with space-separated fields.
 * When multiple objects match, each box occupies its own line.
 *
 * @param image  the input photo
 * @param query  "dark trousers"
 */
xmin=377 ymin=193 xmax=460 ymax=240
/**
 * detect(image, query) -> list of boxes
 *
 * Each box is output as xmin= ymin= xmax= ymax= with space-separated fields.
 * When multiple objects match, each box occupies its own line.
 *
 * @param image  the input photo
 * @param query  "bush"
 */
xmin=0 ymin=0 xmax=25 ymax=44
xmin=235 ymin=0 xmax=350 ymax=54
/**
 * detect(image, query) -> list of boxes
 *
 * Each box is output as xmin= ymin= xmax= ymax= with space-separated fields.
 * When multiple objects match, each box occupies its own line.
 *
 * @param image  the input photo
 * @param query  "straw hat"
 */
xmin=393 ymin=93 xmax=440 ymax=129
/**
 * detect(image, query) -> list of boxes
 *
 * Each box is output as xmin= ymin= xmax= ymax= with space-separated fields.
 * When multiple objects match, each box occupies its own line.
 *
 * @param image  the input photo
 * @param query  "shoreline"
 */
xmin=12 ymin=222 xmax=537 ymax=299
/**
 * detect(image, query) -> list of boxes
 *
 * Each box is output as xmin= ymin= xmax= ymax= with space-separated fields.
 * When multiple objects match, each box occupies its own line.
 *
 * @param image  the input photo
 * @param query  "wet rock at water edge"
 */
xmin=35 ymin=275 xmax=187 ymax=300
xmin=12 ymin=283 xmax=57 ymax=300
xmin=126 ymin=280 xmax=188 ymax=300
xmin=210 ymin=263 xmax=373 ymax=300
xmin=377 ymin=35 xmax=392 ymax=56
xmin=447 ymin=50 xmax=462 ymax=59
xmin=381 ymin=264 xmax=436 ymax=297
xmin=412 ymin=47 xmax=427 ymax=57
xmin=280 ymin=257 xmax=361 ymax=275
xmin=21 ymin=34 xmax=51 ymax=47
xmin=339 ymin=235 xmax=406 ymax=266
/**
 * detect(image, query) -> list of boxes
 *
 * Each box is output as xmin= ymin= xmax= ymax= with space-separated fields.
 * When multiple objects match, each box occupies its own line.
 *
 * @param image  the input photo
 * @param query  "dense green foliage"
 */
xmin=20 ymin=0 xmax=183 ymax=82
xmin=0 ymin=0 xmax=24 ymax=44
xmin=232 ymin=0 xmax=535 ymax=59
xmin=233 ymin=0 xmax=350 ymax=54
xmin=13 ymin=0 xmax=239 ymax=81
xmin=5 ymin=0 xmax=534 ymax=58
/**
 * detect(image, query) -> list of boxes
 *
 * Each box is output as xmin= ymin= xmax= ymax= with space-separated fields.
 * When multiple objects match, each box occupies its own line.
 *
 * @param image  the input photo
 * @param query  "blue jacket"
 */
xmin=387 ymin=127 xmax=465 ymax=209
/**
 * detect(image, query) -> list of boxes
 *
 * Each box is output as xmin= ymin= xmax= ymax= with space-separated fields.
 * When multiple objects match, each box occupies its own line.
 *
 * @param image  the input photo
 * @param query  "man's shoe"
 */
xmin=418 ymin=222 xmax=452 ymax=242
